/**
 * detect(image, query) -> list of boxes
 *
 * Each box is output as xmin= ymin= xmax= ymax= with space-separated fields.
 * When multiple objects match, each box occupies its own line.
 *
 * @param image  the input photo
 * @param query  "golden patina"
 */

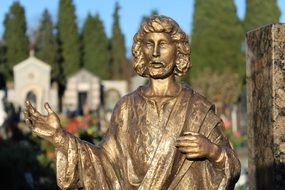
xmin=24 ymin=15 xmax=240 ymax=189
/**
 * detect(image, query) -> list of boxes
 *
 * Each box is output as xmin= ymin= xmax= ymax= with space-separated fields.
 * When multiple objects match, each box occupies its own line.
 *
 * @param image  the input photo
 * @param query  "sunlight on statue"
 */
xmin=24 ymin=15 xmax=240 ymax=189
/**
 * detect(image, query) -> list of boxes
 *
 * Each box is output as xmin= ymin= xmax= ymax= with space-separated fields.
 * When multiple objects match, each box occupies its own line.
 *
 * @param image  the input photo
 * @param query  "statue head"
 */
xmin=132 ymin=15 xmax=191 ymax=78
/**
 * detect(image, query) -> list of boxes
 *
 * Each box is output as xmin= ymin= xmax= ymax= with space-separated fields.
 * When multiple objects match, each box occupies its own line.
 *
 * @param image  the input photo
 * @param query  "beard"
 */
xmin=145 ymin=61 xmax=175 ymax=79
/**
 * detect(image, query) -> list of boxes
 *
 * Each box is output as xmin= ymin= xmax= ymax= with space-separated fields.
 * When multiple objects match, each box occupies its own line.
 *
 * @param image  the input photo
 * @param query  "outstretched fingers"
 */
xmin=23 ymin=109 xmax=33 ymax=124
xmin=25 ymin=118 xmax=33 ymax=129
xmin=24 ymin=110 xmax=33 ymax=129
xmin=44 ymin=103 xmax=54 ymax=115
xmin=25 ymin=101 xmax=34 ymax=111
xmin=25 ymin=101 xmax=41 ymax=117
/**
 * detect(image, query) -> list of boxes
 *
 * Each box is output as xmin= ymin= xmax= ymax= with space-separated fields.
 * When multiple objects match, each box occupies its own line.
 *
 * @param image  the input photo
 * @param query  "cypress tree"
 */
xmin=0 ymin=41 xmax=6 ymax=88
xmin=3 ymin=2 xmax=29 ymax=80
xmin=244 ymin=0 xmax=280 ymax=33
xmin=0 ymin=41 xmax=5 ymax=72
xmin=110 ymin=2 xmax=130 ymax=80
xmin=0 ymin=42 xmax=3 ymax=64
xmin=82 ymin=14 xmax=111 ymax=79
xmin=190 ymin=0 xmax=244 ymax=80
xmin=35 ymin=9 xmax=59 ymax=81
xmin=141 ymin=10 xmax=159 ymax=24
xmin=57 ymin=0 xmax=80 ymax=76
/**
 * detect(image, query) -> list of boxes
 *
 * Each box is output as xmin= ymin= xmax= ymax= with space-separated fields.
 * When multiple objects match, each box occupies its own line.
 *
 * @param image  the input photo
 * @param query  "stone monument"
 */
xmin=246 ymin=23 xmax=285 ymax=189
xmin=24 ymin=15 xmax=240 ymax=189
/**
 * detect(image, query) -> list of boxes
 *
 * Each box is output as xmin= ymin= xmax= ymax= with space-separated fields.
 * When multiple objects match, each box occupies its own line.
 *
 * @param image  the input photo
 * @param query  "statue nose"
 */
xmin=152 ymin=45 xmax=160 ymax=57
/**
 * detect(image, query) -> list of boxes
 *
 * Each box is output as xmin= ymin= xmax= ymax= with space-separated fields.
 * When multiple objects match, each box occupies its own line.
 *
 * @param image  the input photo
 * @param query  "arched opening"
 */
xmin=25 ymin=91 xmax=37 ymax=107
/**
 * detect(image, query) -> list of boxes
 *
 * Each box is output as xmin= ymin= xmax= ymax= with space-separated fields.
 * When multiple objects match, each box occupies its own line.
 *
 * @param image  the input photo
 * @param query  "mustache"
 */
xmin=149 ymin=60 xmax=165 ymax=66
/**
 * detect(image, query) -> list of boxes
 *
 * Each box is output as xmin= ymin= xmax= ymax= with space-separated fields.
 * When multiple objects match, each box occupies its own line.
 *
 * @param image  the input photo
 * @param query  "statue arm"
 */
xmin=56 ymin=97 xmax=129 ymax=189
xmin=24 ymin=97 xmax=130 ymax=189
xmin=53 ymin=112 xmax=121 ymax=189
xmin=207 ymin=119 xmax=241 ymax=186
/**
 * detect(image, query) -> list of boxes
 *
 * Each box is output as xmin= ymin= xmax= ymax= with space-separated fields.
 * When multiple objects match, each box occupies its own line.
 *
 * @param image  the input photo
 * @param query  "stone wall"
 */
xmin=246 ymin=23 xmax=285 ymax=189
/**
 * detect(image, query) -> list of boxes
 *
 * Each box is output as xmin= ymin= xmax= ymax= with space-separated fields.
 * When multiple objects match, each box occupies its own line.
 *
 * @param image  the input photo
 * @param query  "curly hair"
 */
xmin=132 ymin=15 xmax=191 ymax=77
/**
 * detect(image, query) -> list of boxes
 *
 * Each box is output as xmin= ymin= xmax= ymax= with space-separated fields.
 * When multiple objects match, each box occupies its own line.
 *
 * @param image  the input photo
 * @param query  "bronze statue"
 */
xmin=24 ymin=15 xmax=240 ymax=189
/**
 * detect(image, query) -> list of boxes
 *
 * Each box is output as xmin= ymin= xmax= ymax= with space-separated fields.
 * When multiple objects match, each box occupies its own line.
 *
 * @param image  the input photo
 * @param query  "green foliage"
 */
xmin=110 ymin=2 xmax=130 ymax=80
xmin=57 ymin=0 xmax=80 ymax=77
xmin=35 ymin=9 xmax=59 ymax=81
xmin=82 ymin=14 xmax=111 ymax=79
xmin=3 ymin=2 xmax=29 ymax=80
xmin=0 ymin=41 xmax=4 ymax=64
xmin=190 ymin=0 xmax=244 ymax=82
xmin=191 ymin=68 xmax=242 ymax=105
xmin=0 ymin=42 xmax=7 ymax=86
xmin=243 ymin=0 xmax=280 ymax=33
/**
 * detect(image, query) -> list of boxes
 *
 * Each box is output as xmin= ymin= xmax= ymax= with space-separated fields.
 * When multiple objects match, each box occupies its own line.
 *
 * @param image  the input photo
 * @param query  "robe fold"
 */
xmin=55 ymin=85 xmax=240 ymax=190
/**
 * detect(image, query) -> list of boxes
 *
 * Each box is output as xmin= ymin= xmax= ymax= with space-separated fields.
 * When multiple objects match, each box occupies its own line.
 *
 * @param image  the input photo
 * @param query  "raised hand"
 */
xmin=176 ymin=131 xmax=222 ymax=162
xmin=24 ymin=101 xmax=62 ymax=143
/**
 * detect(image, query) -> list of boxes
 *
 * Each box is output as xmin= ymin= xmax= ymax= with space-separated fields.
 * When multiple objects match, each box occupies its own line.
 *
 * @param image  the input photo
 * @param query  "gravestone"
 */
xmin=246 ymin=23 xmax=285 ymax=189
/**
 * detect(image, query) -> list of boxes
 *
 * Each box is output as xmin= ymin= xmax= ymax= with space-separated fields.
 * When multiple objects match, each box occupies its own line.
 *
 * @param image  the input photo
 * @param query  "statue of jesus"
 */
xmin=24 ymin=15 xmax=240 ymax=189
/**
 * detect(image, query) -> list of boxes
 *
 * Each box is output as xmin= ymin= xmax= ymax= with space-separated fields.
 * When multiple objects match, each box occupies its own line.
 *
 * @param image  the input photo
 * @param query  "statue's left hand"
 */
xmin=24 ymin=101 xmax=62 ymax=143
xmin=176 ymin=131 xmax=222 ymax=162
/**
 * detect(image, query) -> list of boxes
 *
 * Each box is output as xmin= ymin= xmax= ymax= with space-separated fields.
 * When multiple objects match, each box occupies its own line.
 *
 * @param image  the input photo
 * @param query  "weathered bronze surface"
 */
xmin=24 ymin=16 xmax=240 ymax=189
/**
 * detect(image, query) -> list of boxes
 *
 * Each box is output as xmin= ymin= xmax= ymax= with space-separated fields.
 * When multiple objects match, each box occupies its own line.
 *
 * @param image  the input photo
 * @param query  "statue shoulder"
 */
xmin=182 ymin=85 xmax=219 ymax=135
xmin=192 ymin=91 xmax=214 ymax=109
xmin=182 ymin=84 xmax=215 ymax=112
xmin=109 ymin=88 xmax=142 ymax=126
xmin=112 ymin=88 xmax=141 ymax=112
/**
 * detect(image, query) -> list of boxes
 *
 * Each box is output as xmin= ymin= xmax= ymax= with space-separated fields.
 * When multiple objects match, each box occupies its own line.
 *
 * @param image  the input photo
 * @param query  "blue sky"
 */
xmin=0 ymin=0 xmax=284 ymax=54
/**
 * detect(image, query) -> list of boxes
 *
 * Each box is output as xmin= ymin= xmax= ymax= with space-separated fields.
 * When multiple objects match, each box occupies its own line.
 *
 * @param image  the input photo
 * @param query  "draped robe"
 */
xmin=55 ymin=85 xmax=240 ymax=189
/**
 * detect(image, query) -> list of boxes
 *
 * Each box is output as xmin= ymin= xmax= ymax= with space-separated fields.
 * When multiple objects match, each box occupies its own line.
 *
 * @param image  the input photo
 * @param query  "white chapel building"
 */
xmin=7 ymin=53 xmax=58 ymax=113
xmin=6 ymin=53 xmax=130 ymax=116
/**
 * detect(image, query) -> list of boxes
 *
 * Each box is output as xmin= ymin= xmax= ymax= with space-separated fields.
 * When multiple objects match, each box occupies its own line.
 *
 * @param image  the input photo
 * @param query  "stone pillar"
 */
xmin=246 ymin=23 xmax=285 ymax=190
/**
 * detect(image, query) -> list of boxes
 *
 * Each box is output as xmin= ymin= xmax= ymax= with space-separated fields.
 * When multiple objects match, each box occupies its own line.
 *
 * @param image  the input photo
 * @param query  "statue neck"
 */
xmin=144 ymin=75 xmax=181 ymax=97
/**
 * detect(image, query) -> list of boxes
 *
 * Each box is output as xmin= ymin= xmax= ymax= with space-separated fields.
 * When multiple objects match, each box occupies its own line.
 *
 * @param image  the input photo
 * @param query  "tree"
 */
xmin=191 ymin=68 xmax=241 ymax=110
xmin=0 ymin=41 xmax=4 ymax=64
xmin=190 ymin=0 xmax=244 ymax=81
xmin=57 ymin=0 xmax=80 ymax=77
xmin=0 ymin=41 xmax=6 ymax=88
xmin=243 ymin=0 xmax=280 ymax=33
xmin=140 ymin=10 xmax=159 ymax=24
xmin=3 ymin=2 xmax=29 ymax=80
xmin=81 ymin=14 xmax=111 ymax=79
xmin=34 ymin=9 xmax=59 ymax=81
xmin=110 ymin=2 xmax=130 ymax=80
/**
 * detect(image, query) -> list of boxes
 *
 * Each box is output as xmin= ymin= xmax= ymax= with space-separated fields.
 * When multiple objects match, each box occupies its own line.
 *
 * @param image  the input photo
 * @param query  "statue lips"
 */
xmin=150 ymin=61 xmax=164 ymax=69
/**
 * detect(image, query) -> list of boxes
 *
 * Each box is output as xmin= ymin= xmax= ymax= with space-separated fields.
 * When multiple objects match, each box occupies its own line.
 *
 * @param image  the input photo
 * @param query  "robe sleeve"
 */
xmin=54 ymin=97 xmax=130 ymax=190
xmin=204 ymin=111 xmax=241 ymax=190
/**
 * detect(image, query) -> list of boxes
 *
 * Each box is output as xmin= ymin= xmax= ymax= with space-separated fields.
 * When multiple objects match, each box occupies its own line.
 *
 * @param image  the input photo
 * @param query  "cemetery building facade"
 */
xmin=7 ymin=53 xmax=58 ymax=114
xmin=6 ymin=54 xmax=129 ymax=116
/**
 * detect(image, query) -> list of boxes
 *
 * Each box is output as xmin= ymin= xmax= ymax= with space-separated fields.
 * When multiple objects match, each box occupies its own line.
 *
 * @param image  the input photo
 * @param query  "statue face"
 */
xmin=142 ymin=32 xmax=177 ymax=79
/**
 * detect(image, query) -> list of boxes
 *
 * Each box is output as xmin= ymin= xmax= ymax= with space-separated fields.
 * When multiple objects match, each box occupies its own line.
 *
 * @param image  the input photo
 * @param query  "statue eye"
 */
xmin=143 ymin=41 xmax=153 ymax=49
xmin=146 ymin=42 xmax=153 ymax=47
xmin=159 ymin=41 xmax=167 ymax=48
